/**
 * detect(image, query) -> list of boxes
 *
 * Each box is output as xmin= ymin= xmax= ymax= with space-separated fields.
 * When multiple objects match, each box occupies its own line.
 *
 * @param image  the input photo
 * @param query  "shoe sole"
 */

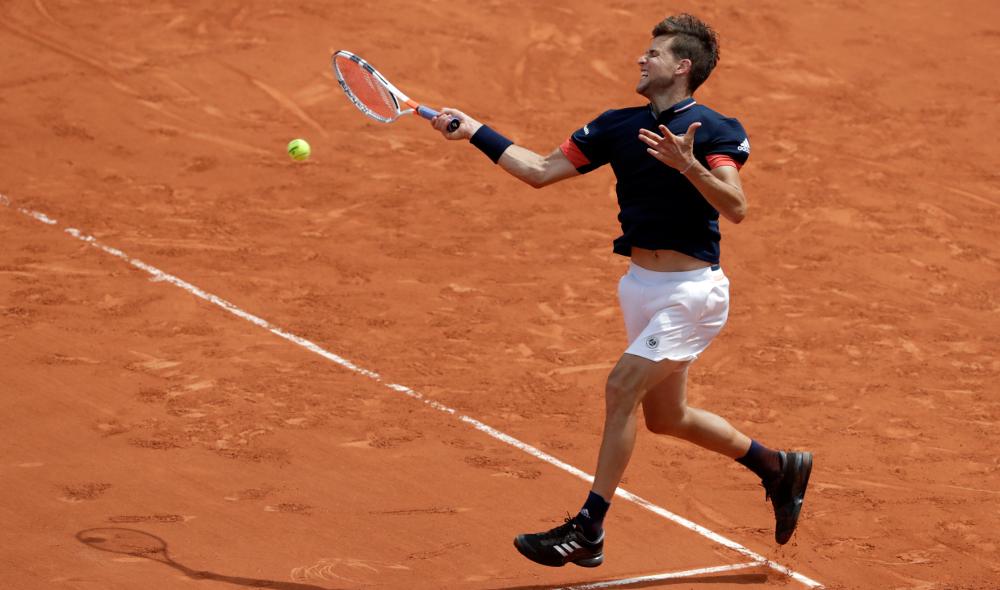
xmin=513 ymin=536 xmax=604 ymax=568
xmin=574 ymin=555 xmax=604 ymax=568
xmin=776 ymin=451 xmax=813 ymax=545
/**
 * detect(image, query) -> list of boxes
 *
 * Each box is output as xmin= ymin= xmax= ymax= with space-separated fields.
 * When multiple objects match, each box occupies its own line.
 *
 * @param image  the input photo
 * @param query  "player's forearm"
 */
xmin=497 ymin=145 xmax=550 ymax=188
xmin=684 ymin=164 xmax=747 ymax=223
xmin=465 ymin=124 xmax=548 ymax=188
xmin=458 ymin=122 xmax=577 ymax=188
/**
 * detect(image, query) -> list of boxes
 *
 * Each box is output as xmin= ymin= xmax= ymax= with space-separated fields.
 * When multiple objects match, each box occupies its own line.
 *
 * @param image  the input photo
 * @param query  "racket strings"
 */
xmin=335 ymin=56 xmax=398 ymax=122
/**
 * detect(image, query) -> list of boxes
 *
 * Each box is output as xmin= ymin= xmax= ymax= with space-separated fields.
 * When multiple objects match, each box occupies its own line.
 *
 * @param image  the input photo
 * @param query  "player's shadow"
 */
xmin=487 ymin=571 xmax=768 ymax=589
xmin=76 ymin=527 xmax=334 ymax=590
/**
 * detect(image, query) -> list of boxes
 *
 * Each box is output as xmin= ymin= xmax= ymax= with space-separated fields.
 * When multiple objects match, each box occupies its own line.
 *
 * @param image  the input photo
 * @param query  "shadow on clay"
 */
xmin=76 ymin=527 xmax=335 ymax=590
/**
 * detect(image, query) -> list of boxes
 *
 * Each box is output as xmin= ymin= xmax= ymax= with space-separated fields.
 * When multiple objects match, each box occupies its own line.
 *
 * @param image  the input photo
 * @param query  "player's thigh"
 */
xmin=640 ymin=362 xmax=690 ymax=430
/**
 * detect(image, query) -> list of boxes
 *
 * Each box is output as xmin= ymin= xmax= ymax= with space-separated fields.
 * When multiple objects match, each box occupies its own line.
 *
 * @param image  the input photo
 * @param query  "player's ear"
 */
xmin=675 ymin=58 xmax=692 ymax=76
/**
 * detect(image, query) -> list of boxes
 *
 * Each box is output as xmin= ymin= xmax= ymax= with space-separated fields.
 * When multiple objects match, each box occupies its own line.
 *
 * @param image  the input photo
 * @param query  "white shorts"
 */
xmin=618 ymin=263 xmax=730 ymax=362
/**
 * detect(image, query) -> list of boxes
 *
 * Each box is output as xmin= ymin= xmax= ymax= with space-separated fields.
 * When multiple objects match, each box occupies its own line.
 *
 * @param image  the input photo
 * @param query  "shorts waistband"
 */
xmin=627 ymin=262 xmax=722 ymax=284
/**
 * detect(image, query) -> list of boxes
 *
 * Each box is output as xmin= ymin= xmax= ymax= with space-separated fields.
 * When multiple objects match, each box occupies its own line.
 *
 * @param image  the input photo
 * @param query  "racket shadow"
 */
xmin=76 ymin=527 xmax=336 ymax=590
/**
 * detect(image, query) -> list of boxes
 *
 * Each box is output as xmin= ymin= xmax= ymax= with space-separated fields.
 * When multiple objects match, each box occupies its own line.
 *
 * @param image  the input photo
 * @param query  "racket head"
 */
xmin=333 ymin=51 xmax=409 ymax=123
xmin=77 ymin=527 xmax=170 ymax=560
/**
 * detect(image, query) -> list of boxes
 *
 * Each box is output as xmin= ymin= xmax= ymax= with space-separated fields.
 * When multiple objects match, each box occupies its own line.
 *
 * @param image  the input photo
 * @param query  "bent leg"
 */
xmin=641 ymin=364 xmax=751 ymax=459
xmin=590 ymin=352 xmax=685 ymax=500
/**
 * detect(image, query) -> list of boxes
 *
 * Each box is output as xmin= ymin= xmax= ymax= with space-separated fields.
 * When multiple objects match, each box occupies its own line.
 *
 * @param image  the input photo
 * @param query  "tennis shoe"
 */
xmin=764 ymin=450 xmax=813 ymax=545
xmin=514 ymin=517 xmax=604 ymax=568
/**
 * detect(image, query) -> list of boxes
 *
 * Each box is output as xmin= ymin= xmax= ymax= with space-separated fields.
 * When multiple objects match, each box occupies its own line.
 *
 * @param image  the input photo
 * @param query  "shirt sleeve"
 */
xmin=559 ymin=110 xmax=614 ymax=174
xmin=704 ymin=117 xmax=750 ymax=170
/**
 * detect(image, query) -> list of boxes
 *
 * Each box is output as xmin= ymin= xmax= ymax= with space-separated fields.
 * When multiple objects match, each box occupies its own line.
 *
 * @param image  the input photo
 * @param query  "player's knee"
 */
xmin=604 ymin=374 xmax=642 ymax=413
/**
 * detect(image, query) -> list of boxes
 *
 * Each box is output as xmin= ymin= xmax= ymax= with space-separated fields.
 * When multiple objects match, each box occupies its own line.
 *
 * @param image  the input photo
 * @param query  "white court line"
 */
xmin=559 ymin=562 xmax=760 ymax=590
xmin=2 ymin=198 xmax=824 ymax=589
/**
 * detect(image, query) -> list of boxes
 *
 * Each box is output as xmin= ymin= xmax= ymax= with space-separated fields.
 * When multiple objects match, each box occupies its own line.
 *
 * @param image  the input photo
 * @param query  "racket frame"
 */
xmin=333 ymin=50 xmax=441 ymax=123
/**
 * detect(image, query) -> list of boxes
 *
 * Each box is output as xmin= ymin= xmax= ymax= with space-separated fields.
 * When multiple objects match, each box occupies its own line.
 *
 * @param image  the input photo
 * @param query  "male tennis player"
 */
xmin=431 ymin=14 xmax=812 ymax=568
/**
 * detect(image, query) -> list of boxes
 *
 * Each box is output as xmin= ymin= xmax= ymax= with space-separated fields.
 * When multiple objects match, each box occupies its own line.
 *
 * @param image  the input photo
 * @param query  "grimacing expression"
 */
xmin=636 ymin=36 xmax=690 ymax=96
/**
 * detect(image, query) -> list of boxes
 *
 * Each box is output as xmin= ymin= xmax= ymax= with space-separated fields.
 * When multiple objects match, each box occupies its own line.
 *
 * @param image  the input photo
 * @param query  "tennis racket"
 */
xmin=332 ymin=50 xmax=460 ymax=132
xmin=78 ymin=528 xmax=181 ymax=566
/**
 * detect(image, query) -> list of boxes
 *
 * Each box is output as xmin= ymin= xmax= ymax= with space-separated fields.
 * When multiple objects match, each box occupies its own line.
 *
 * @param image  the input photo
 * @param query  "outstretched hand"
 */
xmin=638 ymin=122 xmax=701 ymax=173
xmin=430 ymin=108 xmax=483 ymax=141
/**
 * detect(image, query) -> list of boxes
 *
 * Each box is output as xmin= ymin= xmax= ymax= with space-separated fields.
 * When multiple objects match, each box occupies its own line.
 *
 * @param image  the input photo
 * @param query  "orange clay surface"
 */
xmin=2 ymin=1 xmax=999 ymax=589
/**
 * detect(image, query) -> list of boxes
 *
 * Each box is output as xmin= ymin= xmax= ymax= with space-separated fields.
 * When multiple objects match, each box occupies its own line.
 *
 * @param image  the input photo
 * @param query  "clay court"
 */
xmin=2 ymin=1 xmax=999 ymax=588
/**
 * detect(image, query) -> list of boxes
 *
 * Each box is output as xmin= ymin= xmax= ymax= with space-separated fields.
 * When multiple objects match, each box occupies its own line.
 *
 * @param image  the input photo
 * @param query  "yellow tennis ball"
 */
xmin=287 ymin=138 xmax=311 ymax=161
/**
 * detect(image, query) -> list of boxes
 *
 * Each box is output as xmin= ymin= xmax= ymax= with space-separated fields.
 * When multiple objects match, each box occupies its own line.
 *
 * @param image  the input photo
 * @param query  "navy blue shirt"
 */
xmin=560 ymin=98 xmax=750 ymax=264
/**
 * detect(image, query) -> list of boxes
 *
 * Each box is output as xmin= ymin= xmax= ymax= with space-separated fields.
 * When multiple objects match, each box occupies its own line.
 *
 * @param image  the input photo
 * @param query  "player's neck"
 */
xmin=649 ymin=87 xmax=693 ymax=117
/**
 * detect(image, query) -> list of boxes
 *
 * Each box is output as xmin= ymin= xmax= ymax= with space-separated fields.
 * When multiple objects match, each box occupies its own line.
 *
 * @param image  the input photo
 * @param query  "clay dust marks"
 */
xmin=106 ymin=514 xmax=187 ymax=524
xmin=59 ymin=482 xmax=112 ymax=503
xmin=291 ymin=558 xmax=411 ymax=586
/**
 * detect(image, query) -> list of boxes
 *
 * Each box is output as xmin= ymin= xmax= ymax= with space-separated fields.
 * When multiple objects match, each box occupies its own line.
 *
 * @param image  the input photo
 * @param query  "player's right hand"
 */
xmin=431 ymin=108 xmax=482 ymax=141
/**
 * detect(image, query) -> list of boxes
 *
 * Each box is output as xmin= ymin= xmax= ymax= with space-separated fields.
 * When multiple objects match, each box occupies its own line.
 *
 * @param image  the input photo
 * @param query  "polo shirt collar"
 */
xmin=650 ymin=97 xmax=698 ymax=119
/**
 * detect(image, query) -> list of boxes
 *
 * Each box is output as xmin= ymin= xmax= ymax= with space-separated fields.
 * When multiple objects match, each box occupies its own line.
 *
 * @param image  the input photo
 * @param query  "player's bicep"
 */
xmin=709 ymin=164 xmax=743 ymax=192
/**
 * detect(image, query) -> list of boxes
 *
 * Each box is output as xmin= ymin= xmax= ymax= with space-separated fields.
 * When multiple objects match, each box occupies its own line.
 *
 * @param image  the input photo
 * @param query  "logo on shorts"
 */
xmin=646 ymin=336 xmax=659 ymax=349
xmin=583 ymin=124 xmax=590 ymax=135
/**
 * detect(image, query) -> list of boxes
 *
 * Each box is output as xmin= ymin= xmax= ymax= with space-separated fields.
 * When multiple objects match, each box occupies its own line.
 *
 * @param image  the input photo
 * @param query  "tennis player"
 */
xmin=431 ymin=14 xmax=812 ymax=568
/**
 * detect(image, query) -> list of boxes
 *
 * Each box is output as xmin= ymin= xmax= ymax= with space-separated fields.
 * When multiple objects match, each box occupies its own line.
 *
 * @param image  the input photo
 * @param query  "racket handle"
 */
xmin=416 ymin=105 xmax=461 ymax=132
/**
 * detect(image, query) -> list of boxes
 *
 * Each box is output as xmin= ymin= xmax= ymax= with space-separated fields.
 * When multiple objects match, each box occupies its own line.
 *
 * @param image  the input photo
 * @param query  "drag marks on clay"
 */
xmin=222 ymin=63 xmax=329 ymax=139
xmin=291 ymin=558 xmax=410 ymax=585
xmin=407 ymin=542 xmax=471 ymax=561
xmin=128 ymin=435 xmax=186 ymax=451
xmin=371 ymin=507 xmax=461 ymax=516
xmin=464 ymin=454 xmax=542 ymax=480
xmin=0 ymin=20 xmax=137 ymax=87
xmin=59 ymin=483 xmax=112 ymax=503
xmin=215 ymin=445 xmax=290 ymax=465
xmin=93 ymin=419 xmax=129 ymax=437
xmin=119 ymin=349 xmax=334 ymax=461
xmin=106 ymin=514 xmax=187 ymax=524
xmin=264 ymin=503 xmax=313 ymax=516
xmin=224 ymin=486 xmax=277 ymax=502
xmin=143 ymin=123 xmax=270 ymax=156
xmin=31 ymin=0 xmax=59 ymax=26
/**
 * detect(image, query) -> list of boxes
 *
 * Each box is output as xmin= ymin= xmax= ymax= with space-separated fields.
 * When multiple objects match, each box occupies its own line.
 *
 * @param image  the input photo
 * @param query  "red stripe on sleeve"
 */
xmin=560 ymin=138 xmax=591 ymax=169
xmin=706 ymin=154 xmax=742 ymax=170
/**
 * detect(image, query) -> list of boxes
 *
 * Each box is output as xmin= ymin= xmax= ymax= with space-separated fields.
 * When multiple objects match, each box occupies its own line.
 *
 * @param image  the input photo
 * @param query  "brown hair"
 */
xmin=651 ymin=14 xmax=720 ymax=92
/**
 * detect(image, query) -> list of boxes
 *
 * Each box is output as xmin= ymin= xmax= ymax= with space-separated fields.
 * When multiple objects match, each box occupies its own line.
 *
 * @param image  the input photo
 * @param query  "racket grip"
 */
xmin=416 ymin=105 xmax=461 ymax=132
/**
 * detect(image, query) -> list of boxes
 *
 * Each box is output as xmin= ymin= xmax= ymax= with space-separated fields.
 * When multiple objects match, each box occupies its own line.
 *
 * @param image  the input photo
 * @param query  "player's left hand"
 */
xmin=638 ymin=122 xmax=701 ymax=173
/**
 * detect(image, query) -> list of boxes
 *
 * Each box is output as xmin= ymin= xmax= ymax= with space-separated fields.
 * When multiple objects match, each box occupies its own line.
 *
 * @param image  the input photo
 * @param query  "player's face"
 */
xmin=636 ymin=36 xmax=686 ymax=97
